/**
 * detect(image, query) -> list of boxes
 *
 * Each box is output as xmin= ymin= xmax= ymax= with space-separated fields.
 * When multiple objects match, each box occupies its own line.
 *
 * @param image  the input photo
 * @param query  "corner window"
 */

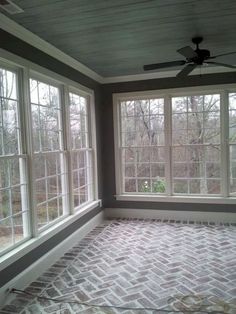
xmin=114 ymin=87 xmax=236 ymax=202
xmin=0 ymin=56 xmax=98 ymax=258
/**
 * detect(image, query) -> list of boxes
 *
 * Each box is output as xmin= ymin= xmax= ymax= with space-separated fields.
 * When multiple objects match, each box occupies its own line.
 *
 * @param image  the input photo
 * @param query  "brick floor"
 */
xmin=1 ymin=219 xmax=236 ymax=313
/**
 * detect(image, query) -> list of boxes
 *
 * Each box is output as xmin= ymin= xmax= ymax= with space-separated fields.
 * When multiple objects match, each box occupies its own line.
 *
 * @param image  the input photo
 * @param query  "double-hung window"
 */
xmin=30 ymin=78 xmax=68 ymax=229
xmin=172 ymin=94 xmax=221 ymax=195
xmin=0 ymin=54 xmax=98 ymax=258
xmin=68 ymin=91 xmax=94 ymax=210
xmin=0 ymin=66 xmax=29 ymax=253
xmin=114 ymin=86 xmax=236 ymax=202
xmin=119 ymin=98 xmax=166 ymax=194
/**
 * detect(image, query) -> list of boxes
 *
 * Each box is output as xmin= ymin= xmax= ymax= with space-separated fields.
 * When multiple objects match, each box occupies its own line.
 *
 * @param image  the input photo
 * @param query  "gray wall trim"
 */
xmin=0 ymin=206 xmax=102 ymax=288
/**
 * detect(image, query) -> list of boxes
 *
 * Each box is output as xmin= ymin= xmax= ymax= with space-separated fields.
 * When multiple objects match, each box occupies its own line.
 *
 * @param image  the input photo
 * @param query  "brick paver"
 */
xmin=1 ymin=219 xmax=236 ymax=313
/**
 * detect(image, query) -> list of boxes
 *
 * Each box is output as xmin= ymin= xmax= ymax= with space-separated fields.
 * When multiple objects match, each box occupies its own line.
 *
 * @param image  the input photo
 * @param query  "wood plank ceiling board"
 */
xmin=1 ymin=0 xmax=236 ymax=77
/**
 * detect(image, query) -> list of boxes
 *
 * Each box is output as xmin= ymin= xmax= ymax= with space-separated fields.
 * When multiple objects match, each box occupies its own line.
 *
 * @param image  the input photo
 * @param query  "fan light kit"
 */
xmin=143 ymin=37 xmax=236 ymax=77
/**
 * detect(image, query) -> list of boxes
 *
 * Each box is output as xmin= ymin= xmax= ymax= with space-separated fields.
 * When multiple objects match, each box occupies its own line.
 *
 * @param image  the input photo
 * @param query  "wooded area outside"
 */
xmin=120 ymin=93 xmax=236 ymax=195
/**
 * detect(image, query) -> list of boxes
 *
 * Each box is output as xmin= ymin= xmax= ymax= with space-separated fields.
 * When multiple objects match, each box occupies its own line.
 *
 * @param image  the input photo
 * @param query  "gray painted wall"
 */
xmin=101 ymin=73 xmax=236 ymax=212
xmin=0 ymin=30 xmax=103 ymax=286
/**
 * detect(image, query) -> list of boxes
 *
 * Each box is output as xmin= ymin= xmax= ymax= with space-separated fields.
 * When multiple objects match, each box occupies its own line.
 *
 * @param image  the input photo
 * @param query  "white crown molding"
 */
xmin=102 ymin=66 xmax=236 ymax=84
xmin=1 ymin=12 xmax=235 ymax=85
xmin=0 ymin=13 xmax=103 ymax=83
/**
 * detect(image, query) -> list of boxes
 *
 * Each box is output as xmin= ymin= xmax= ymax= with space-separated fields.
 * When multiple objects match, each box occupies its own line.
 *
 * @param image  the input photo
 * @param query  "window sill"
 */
xmin=0 ymin=200 xmax=102 ymax=272
xmin=115 ymin=194 xmax=236 ymax=204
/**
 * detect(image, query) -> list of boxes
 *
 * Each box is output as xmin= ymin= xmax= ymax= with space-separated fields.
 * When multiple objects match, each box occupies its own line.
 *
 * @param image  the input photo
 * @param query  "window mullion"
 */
xmin=165 ymin=95 xmax=172 ymax=195
xmin=90 ymin=94 xmax=98 ymax=201
xmin=113 ymin=99 xmax=122 ymax=195
xmin=21 ymin=68 xmax=38 ymax=237
xmin=61 ymin=85 xmax=72 ymax=215
xmin=85 ymin=95 xmax=94 ymax=202
xmin=221 ymin=91 xmax=229 ymax=197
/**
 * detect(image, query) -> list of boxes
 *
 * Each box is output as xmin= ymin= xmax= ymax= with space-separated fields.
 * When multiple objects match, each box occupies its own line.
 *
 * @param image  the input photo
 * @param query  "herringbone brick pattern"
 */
xmin=1 ymin=219 xmax=236 ymax=314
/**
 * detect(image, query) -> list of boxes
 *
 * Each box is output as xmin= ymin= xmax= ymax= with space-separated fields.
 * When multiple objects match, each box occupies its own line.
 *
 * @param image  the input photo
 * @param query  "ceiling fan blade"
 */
xmin=206 ymin=61 xmax=236 ymax=69
xmin=176 ymin=63 xmax=197 ymax=78
xmin=210 ymin=51 xmax=236 ymax=59
xmin=177 ymin=46 xmax=197 ymax=59
xmin=143 ymin=60 xmax=186 ymax=71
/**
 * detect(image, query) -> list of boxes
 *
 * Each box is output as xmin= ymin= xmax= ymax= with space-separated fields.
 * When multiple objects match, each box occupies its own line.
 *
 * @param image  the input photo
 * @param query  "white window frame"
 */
xmin=0 ymin=62 xmax=31 ymax=256
xmin=29 ymin=74 xmax=69 ymax=232
xmin=113 ymin=85 xmax=236 ymax=204
xmin=67 ymin=87 xmax=97 ymax=211
xmin=0 ymin=49 xmax=100 ymax=264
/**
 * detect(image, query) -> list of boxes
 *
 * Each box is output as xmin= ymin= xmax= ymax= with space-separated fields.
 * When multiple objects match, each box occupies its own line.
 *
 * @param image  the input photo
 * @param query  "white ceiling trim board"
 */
xmin=103 ymin=66 xmax=236 ymax=83
xmin=1 ymin=13 xmax=235 ymax=85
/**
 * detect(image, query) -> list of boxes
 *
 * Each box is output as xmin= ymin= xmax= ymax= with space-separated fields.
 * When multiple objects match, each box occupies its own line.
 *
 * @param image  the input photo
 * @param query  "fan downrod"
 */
xmin=192 ymin=37 xmax=203 ymax=45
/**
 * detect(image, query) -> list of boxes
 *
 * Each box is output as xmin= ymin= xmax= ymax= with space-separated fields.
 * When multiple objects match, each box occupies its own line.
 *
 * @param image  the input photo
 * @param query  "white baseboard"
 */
xmin=0 ymin=210 xmax=104 ymax=308
xmin=105 ymin=208 xmax=236 ymax=223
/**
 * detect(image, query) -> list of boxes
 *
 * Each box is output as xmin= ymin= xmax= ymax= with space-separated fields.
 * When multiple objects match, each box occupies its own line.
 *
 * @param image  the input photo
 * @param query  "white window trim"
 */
xmin=113 ymin=85 xmax=236 ymax=204
xmin=68 ymin=88 xmax=98 ymax=211
xmin=0 ymin=49 xmax=100 ymax=260
xmin=28 ymin=74 xmax=70 ymax=231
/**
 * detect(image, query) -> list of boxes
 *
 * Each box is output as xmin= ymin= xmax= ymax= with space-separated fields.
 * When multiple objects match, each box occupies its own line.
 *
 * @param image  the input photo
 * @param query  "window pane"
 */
xmin=172 ymin=146 xmax=221 ymax=195
xmin=37 ymin=205 xmax=47 ymax=228
xmin=71 ymin=151 xmax=93 ymax=208
xmin=13 ymin=213 xmax=25 ymax=244
xmin=174 ymin=179 xmax=188 ymax=194
xmin=229 ymin=93 xmax=236 ymax=144
xmin=120 ymin=98 xmax=165 ymax=194
xmin=69 ymin=93 xmax=88 ymax=150
xmin=125 ymin=164 xmax=135 ymax=177
xmin=0 ymin=190 xmax=11 ymax=218
xmin=30 ymin=79 xmax=62 ymax=152
xmin=172 ymin=94 xmax=221 ymax=195
xmin=121 ymin=98 xmax=164 ymax=147
xmin=34 ymin=152 xmax=66 ymax=230
xmin=172 ymin=94 xmax=220 ymax=145
xmin=138 ymin=179 xmax=151 ymax=192
xmin=0 ymin=218 xmax=13 ymax=252
xmin=0 ymin=67 xmax=28 ymax=254
xmin=30 ymin=78 xmax=66 ymax=230
xmin=125 ymin=179 xmax=136 ymax=192
xmin=151 ymin=163 xmax=165 ymax=178
xmin=38 ymin=82 xmax=50 ymax=106
xmin=1 ymin=99 xmax=20 ymax=155
xmin=230 ymin=145 xmax=236 ymax=194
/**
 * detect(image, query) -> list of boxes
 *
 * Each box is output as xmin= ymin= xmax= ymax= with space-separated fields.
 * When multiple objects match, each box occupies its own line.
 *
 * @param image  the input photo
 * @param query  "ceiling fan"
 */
xmin=143 ymin=37 xmax=236 ymax=77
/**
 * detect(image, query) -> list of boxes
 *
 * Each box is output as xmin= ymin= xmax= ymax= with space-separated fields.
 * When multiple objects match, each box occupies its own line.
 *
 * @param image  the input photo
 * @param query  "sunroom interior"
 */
xmin=0 ymin=0 xmax=236 ymax=313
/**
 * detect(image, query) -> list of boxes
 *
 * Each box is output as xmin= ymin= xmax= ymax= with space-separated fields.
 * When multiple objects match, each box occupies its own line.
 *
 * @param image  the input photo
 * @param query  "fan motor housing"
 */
xmin=191 ymin=49 xmax=210 ymax=64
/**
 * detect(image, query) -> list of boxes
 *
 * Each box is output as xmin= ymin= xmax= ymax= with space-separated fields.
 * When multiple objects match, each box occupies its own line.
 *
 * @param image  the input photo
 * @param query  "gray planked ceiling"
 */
xmin=1 ymin=0 xmax=236 ymax=77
